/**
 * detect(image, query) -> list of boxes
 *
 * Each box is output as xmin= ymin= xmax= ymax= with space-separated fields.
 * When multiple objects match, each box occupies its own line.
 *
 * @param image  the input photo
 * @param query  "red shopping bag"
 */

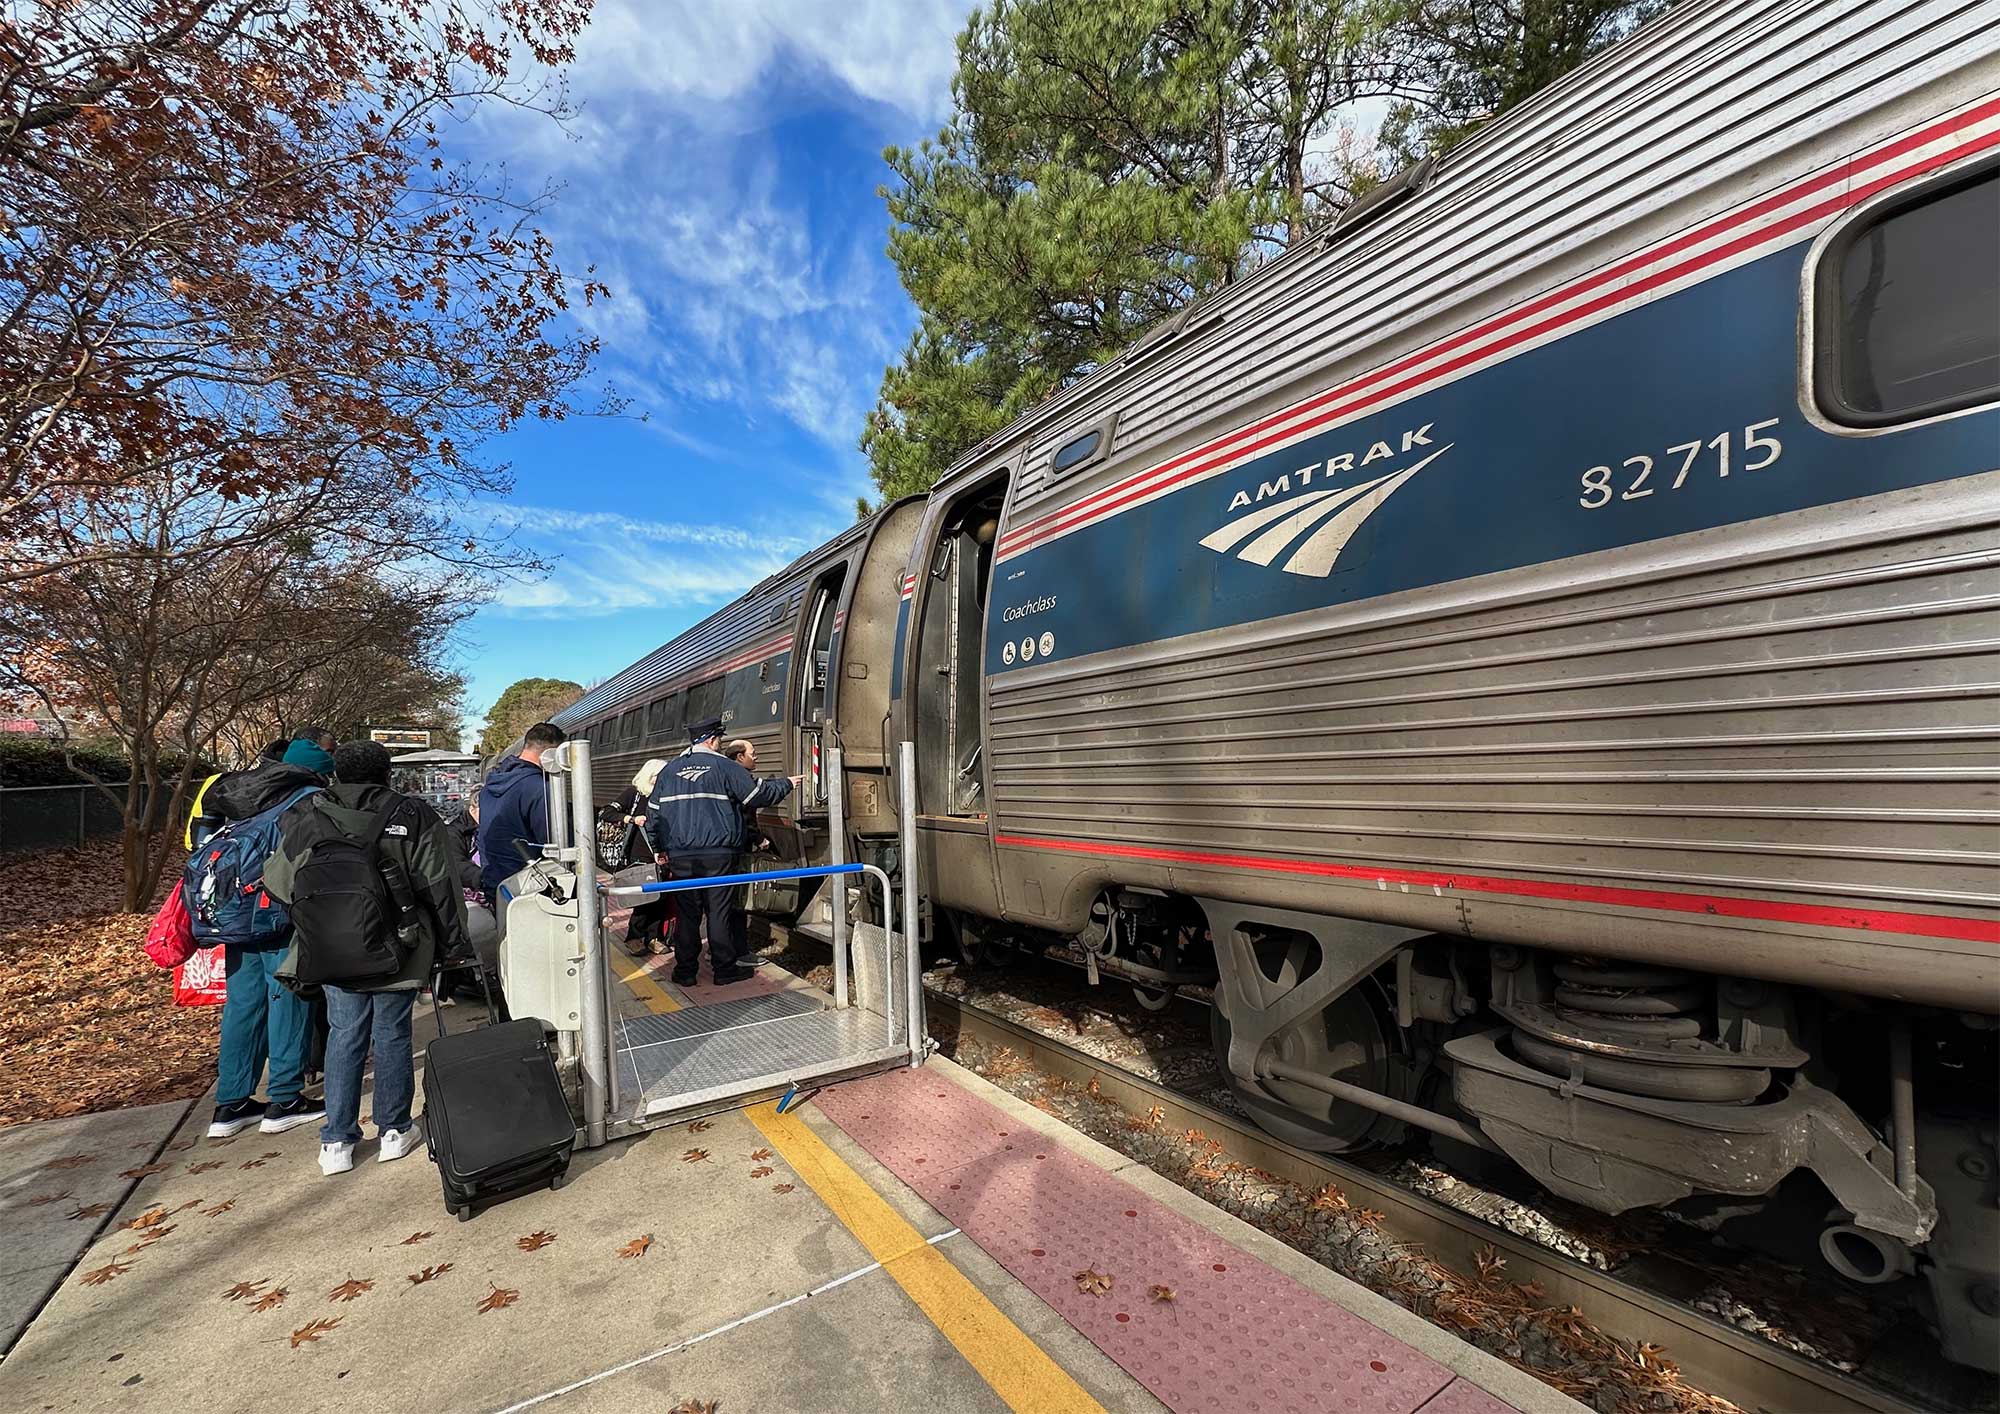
xmin=142 ymin=879 xmax=197 ymax=968
xmin=172 ymin=944 xmax=229 ymax=1007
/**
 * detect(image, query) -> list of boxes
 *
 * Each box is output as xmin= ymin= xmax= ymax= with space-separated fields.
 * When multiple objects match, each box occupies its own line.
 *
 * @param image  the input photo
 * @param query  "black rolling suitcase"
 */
xmin=423 ymin=1017 xmax=576 ymax=1220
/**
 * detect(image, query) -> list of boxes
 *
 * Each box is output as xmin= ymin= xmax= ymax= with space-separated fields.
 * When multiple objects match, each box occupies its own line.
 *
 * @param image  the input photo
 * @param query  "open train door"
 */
xmin=899 ymin=460 xmax=1017 ymax=938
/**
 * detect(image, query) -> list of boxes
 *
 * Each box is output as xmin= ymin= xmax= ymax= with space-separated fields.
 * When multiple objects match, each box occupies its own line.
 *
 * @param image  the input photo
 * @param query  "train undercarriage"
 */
xmin=935 ymin=889 xmax=1999 ymax=1374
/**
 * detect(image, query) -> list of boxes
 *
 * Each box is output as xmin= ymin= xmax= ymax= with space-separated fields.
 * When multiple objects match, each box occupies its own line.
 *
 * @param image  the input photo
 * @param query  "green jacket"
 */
xmin=265 ymin=783 xmax=470 ymax=992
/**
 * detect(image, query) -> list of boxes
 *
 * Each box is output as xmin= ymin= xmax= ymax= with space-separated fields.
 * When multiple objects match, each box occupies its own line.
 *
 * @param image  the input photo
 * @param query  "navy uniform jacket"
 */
xmin=646 ymin=746 xmax=792 ymax=856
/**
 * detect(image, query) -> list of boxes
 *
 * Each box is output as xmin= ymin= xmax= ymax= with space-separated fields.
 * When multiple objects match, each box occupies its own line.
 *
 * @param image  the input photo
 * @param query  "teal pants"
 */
xmin=216 ymin=945 xmax=309 ymax=1106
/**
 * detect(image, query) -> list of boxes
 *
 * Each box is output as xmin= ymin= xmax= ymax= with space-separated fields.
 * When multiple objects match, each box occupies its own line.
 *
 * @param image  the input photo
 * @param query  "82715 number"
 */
xmin=1578 ymin=418 xmax=1782 ymax=509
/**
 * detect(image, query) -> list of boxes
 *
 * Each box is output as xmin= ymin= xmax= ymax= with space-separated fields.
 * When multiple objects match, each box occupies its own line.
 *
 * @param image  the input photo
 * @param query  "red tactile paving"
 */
xmin=818 ymin=1068 xmax=1475 ymax=1414
xmin=1418 ymin=1379 xmax=1522 ymax=1414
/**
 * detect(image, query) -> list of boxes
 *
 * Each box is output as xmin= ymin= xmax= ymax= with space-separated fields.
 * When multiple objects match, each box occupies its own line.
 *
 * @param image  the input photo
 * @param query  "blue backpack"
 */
xmin=183 ymin=786 xmax=320 ymax=946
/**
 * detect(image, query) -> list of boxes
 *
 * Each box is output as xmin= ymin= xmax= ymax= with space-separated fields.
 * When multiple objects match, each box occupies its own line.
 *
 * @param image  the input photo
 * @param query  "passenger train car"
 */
xmin=550 ymin=0 xmax=1999 ymax=1368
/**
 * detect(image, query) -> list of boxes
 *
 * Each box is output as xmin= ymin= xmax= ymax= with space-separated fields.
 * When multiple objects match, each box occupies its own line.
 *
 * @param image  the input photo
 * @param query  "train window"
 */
xmin=617 ymin=708 xmax=642 ymax=745
xmin=685 ymin=677 xmax=724 ymax=730
xmin=645 ymin=696 xmax=674 ymax=737
xmin=1816 ymin=165 xmax=1999 ymax=425
xmin=1047 ymin=411 xmax=1118 ymax=479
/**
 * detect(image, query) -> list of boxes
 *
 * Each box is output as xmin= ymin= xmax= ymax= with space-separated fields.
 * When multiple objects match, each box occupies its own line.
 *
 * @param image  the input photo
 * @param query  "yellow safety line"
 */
xmin=747 ymin=1100 xmax=1106 ymax=1414
xmin=612 ymin=950 xmax=681 ymax=1013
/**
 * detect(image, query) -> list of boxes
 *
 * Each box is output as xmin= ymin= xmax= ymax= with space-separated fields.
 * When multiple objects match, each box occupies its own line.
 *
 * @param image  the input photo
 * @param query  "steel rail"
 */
xmin=923 ymin=989 xmax=1921 ymax=1414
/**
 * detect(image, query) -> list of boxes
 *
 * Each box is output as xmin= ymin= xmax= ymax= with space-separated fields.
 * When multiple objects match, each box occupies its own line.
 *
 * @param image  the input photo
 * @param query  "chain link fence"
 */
xmin=0 ymin=783 xmax=155 ymax=853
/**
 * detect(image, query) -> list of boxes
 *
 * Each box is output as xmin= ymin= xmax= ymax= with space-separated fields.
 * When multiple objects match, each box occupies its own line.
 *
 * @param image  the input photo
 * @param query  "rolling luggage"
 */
xmin=423 ymin=1017 xmax=575 ymax=1220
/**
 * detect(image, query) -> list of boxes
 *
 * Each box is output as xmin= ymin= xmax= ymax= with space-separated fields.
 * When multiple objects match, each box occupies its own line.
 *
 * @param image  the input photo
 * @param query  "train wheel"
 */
xmin=1210 ymin=983 xmax=1401 ymax=1152
xmin=940 ymin=909 xmax=1012 ymax=968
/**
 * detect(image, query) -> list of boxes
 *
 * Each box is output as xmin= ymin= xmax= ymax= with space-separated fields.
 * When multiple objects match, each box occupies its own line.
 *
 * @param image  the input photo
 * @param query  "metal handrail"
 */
xmin=600 ymin=861 xmax=902 ymax=1050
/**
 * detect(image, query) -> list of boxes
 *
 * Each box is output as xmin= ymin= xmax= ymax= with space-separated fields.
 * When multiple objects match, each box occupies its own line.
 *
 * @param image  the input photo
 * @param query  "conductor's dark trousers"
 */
xmin=667 ymin=850 xmax=743 ymax=979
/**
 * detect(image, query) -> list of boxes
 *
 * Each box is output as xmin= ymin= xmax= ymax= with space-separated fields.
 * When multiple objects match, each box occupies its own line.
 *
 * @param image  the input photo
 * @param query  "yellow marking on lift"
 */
xmin=747 ymin=1100 xmax=1106 ymax=1414
xmin=612 ymin=950 xmax=680 ymax=1013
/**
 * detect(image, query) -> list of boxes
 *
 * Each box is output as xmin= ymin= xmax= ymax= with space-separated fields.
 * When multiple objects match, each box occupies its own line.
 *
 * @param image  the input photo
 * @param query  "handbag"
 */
xmin=172 ymin=945 xmax=229 ymax=1007
xmin=142 ymin=880 xmax=197 ymax=969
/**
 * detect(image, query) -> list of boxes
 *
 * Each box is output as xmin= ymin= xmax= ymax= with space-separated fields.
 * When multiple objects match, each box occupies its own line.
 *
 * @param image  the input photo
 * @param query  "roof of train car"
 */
xmin=550 ymin=501 xmax=898 ymax=729
xmin=926 ymin=0 xmax=1950 ymax=511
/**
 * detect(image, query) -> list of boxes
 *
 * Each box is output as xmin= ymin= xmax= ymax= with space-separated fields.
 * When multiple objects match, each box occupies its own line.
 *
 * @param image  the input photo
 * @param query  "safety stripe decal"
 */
xmin=996 ymin=94 xmax=2000 ymax=562
xmin=993 ymin=833 xmax=2000 ymax=944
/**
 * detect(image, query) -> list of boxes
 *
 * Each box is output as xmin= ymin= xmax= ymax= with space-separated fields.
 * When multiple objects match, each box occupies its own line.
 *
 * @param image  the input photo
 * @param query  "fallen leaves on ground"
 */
xmin=400 ymin=1231 xmax=434 ymax=1245
xmin=289 ymin=1317 xmax=340 ymax=1348
xmin=43 ymin=1153 xmax=98 ymax=1169
xmin=327 ymin=1278 xmax=374 ymax=1303
xmin=252 ymin=1287 xmax=288 ymax=1313
xmin=668 ymin=1401 xmax=719 ymax=1414
xmin=407 ymin=1265 xmax=453 ymax=1286
xmin=80 ymin=1260 xmax=131 ymax=1286
xmin=1149 ymin=1285 xmax=1176 ymax=1303
xmin=120 ymin=1162 xmax=169 ymax=1178
xmin=681 ymin=1148 xmax=709 ymax=1163
xmin=516 ymin=1230 xmax=556 ymax=1252
xmin=260 ymin=1150 xmax=281 ymax=1158
xmin=66 ymin=1201 xmax=113 ymax=1219
xmin=238 ymin=1159 xmax=265 ymax=1170
xmin=25 ymin=1190 xmax=72 ymax=1205
xmin=170 ymin=1198 xmax=203 ymax=1213
xmin=1309 ymin=1183 xmax=1348 ymax=1212
xmin=203 ymin=1200 xmax=234 ymax=1216
xmin=747 ymin=1148 xmax=771 ymax=1162
xmin=122 ymin=1207 xmax=169 ymax=1231
xmin=1074 ymin=1268 xmax=1114 ymax=1296
xmin=685 ymin=1119 xmax=711 ymax=1133
xmin=771 ymin=1183 xmax=794 ymax=1194
xmin=477 ymin=1285 xmax=519 ymax=1313
xmin=130 ymin=1224 xmax=174 ymax=1245
xmin=748 ymin=1166 xmax=773 ymax=1179
xmin=0 ymin=841 xmax=215 ymax=1126
xmin=186 ymin=1160 xmax=224 ymax=1175
xmin=617 ymin=1235 xmax=653 ymax=1260
xmin=223 ymin=1279 xmax=269 ymax=1302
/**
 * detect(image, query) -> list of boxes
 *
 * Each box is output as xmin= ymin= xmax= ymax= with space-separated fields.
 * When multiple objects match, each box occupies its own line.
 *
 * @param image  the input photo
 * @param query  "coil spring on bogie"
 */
xmin=1513 ymin=961 xmax=1771 ymax=1104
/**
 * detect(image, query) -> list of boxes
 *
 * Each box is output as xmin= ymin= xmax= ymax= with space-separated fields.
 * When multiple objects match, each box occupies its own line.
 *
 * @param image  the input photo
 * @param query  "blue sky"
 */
xmin=451 ymin=1 xmax=976 ymax=742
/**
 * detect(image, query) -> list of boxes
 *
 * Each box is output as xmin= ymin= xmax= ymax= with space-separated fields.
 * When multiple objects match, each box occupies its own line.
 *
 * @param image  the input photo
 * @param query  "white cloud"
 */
xmin=577 ymin=0 xmax=971 ymax=125
xmin=471 ymin=502 xmax=837 ymax=618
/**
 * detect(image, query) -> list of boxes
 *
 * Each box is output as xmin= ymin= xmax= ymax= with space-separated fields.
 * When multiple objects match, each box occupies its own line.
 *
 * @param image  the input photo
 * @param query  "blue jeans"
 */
xmin=320 ymin=986 xmax=416 ymax=1145
xmin=217 ymin=945 xmax=309 ymax=1106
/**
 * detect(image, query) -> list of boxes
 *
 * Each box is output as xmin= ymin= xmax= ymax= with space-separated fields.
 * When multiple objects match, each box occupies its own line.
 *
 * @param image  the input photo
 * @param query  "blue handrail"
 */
xmin=606 ymin=862 xmax=864 ymax=895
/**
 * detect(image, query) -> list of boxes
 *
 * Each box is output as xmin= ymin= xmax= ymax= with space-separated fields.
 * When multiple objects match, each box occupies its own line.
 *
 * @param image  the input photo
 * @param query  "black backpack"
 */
xmin=285 ymin=794 xmax=422 ymax=986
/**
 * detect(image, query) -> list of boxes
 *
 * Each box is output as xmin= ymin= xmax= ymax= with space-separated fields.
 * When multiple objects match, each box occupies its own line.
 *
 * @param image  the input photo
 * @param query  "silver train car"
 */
xmin=553 ymin=0 xmax=1999 ymax=1367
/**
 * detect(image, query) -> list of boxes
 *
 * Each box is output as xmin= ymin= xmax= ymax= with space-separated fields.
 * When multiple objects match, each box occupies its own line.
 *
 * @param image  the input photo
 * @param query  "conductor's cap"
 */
xmin=689 ymin=717 xmax=725 ymax=742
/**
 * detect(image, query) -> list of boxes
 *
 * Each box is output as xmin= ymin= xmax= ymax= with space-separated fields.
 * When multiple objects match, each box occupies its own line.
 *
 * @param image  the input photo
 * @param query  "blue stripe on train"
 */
xmin=985 ymin=243 xmax=1999 ymax=674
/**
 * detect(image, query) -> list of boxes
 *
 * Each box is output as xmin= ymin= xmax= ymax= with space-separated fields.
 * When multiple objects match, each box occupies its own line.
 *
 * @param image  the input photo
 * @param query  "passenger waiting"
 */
xmin=264 ymin=740 xmax=472 ymax=1177
xmin=476 ymin=721 xmax=566 ymax=905
xmin=615 ymin=758 xmax=672 ymax=958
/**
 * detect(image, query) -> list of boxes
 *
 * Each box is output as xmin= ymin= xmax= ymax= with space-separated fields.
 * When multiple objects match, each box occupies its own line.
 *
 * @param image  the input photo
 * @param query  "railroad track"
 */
xmin=923 ymin=988 xmax=1923 ymax=1414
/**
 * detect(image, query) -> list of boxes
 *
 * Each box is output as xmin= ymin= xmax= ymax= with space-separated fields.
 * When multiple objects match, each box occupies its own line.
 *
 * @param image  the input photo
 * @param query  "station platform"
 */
xmin=0 ymin=944 xmax=1581 ymax=1414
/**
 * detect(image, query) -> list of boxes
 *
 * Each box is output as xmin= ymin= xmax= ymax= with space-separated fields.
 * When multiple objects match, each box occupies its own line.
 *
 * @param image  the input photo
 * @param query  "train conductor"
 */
xmin=646 ymin=717 xmax=800 ymax=986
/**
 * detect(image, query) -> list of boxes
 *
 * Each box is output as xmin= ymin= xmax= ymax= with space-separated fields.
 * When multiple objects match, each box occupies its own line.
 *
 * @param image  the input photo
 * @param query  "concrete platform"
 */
xmin=0 ymin=942 xmax=1583 ymax=1414
xmin=0 ymin=1098 xmax=194 ymax=1356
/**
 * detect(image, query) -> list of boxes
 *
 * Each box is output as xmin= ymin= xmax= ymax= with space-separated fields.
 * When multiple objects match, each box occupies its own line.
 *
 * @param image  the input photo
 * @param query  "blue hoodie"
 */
xmin=476 ymin=754 xmax=549 ymax=896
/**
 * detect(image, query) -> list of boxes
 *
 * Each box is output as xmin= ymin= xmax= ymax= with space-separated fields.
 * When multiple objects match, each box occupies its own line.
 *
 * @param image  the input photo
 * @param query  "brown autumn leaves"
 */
xmin=1 ymin=0 xmax=613 ymax=908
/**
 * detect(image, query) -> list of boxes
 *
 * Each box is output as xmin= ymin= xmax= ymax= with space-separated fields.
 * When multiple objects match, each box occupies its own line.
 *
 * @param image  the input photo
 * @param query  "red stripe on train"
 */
xmin=994 ymin=833 xmax=2000 ymax=945
xmin=997 ymin=104 xmax=2000 ymax=559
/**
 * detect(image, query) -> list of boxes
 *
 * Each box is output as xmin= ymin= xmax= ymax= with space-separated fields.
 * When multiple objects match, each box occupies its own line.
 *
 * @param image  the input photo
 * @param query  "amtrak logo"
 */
xmin=1199 ymin=436 xmax=1452 ymax=578
xmin=675 ymin=764 xmax=711 ymax=783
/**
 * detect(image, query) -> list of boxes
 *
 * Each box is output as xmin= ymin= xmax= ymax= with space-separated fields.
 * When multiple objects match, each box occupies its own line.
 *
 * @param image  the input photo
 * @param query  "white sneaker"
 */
xmin=377 ymin=1124 xmax=423 ymax=1163
xmin=318 ymin=1142 xmax=356 ymax=1176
